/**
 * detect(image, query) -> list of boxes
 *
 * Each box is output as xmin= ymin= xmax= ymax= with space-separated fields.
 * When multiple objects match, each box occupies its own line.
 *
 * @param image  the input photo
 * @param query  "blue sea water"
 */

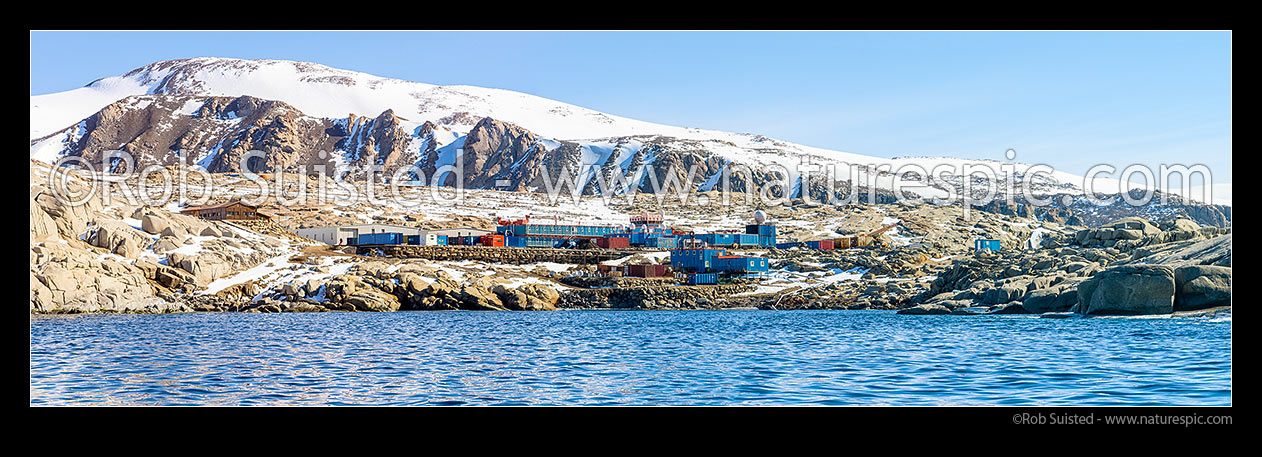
xmin=29 ymin=310 xmax=1231 ymax=406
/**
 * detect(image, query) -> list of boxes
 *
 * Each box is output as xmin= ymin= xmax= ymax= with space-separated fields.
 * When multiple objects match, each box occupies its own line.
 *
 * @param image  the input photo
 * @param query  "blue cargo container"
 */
xmin=747 ymin=224 xmax=777 ymax=237
xmin=759 ymin=235 xmax=777 ymax=247
xmin=436 ymin=235 xmax=448 ymax=246
xmin=695 ymin=233 xmax=735 ymax=246
xmin=646 ymin=237 xmax=677 ymax=249
xmin=406 ymin=235 xmax=421 ymax=245
xmin=358 ymin=232 xmax=403 ymax=245
xmin=517 ymin=236 xmax=558 ymax=248
xmin=714 ymin=256 xmax=770 ymax=272
xmin=735 ymin=234 xmax=759 ymax=246
xmin=687 ymin=273 xmax=718 ymax=285
xmin=670 ymin=247 xmax=726 ymax=272
xmin=975 ymin=239 xmax=1001 ymax=252
xmin=775 ymin=242 xmax=801 ymax=249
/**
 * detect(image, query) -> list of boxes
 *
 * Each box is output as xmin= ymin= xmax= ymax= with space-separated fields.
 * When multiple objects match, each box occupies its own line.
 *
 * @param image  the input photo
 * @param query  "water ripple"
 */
xmin=30 ymin=310 xmax=1231 ymax=406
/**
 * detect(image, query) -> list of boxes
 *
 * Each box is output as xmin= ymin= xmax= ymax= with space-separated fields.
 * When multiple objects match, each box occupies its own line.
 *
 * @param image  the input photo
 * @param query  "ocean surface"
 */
xmin=30 ymin=310 xmax=1231 ymax=406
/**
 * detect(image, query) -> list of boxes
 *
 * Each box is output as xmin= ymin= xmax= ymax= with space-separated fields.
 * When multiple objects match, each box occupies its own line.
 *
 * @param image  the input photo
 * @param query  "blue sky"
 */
xmin=30 ymin=31 xmax=1231 ymax=183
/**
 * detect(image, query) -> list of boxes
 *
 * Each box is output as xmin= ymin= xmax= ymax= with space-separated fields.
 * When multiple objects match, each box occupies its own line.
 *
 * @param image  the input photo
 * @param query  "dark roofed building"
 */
xmin=179 ymin=200 xmax=270 ymax=221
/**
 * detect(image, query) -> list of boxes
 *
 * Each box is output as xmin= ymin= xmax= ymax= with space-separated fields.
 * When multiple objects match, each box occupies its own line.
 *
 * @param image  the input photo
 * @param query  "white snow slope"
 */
xmin=31 ymin=57 xmax=1210 ymax=202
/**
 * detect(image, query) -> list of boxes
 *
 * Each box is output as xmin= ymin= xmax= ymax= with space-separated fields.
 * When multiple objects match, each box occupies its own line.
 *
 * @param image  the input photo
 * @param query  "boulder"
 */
xmin=344 ymin=289 xmax=400 ymax=312
xmin=991 ymin=302 xmax=1030 ymax=314
xmin=169 ymin=252 xmax=233 ymax=286
xmin=1173 ymin=265 xmax=1231 ymax=311
xmin=1104 ymin=217 xmax=1161 ymax=236
xmin=897 ymin=304 xmax=951 ymax=315
xmin=1063 ymin=262 xmax=1092 ymax=273
xmin=1115 ymin=229 xmax=1144 ymax=240
xmin=1021 ymin=284 xmax=1078 ymax=314
xmin=132 ymin=259 xmax=197 ymax=290
xmin=950 ymin=306 xmax=991 ymax=316
xmin=492 ymin=285 xmax=530 ymax=310
xmin=280 ymin=282 xmax=303 ymax=297
xmin=346 ymin=261 xmax=391 ymax=277
xmin=161 ymin=225 xmax=187 ymax=238
xmin=215 ymin=280 xmax=260 ymax=302
xmin=140 ymin=214 xmax=170 ymax=235
xmin=1167 ymin=230 xmax=1201 ymax=242
xmin=302 ymin=278 xmax=324 ymax=297
xmin=151 ymin=236 xmax=183 ymax=254
xmin=413 ymin=277 xmax=464 ymax=310
xmin=493 ymin=283 xmax=560 ymax=311
xmin=520 ymin=284 xmax=560 ymax=309
xmin=89 ymin=220 xmax=151 ymax=258
xmin=1130 ymin=234 xmax=1231 ymax=267
xmin=980 ymin=276 xmax=1033 ymax=304
xmin=456 ymin=280 xmax=508 ymax=311
xmin=31 ymin=181 xmax=102 ymax=240
xmin=1165 ymin=218 xmax=1201 ymax=232
xmin=981 ymin=286 xmax=1024 ymax=304
xmin=30 ymin=245 xmax=165 ymax=313
xmin=1077 ymin=264 xmax=1175 ymax=315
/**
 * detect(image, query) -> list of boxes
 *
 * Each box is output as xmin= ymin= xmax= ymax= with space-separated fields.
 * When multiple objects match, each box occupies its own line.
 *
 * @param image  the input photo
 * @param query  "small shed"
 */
xmin=975 ymin=239 xmax=1001 ymax=252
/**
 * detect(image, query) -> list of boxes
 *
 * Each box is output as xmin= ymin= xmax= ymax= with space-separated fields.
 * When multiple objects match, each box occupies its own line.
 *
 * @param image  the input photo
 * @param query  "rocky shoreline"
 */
xmin=895 ymin=221 xmax=1231 ymax=317
xmin=31 ymin=162 xmax=1230 ymax=318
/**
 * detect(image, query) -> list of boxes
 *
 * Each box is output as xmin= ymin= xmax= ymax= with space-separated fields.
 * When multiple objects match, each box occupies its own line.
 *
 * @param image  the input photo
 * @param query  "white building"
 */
xmin=294 ymin=223 xmax=490 ymax=245
xmin=295 ymin=223 xmax=422 ymax=245
xmin=419 ymin=227 xmax=493 ymax=239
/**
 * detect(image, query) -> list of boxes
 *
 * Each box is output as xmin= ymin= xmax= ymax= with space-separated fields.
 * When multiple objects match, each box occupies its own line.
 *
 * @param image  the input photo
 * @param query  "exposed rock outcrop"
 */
xmin=87 ymin=220 xmax=152 ymax=258
xmin=30 ymin=241 xmax=176 ymax=313
xmin=1173 ymin=265 xmax=1232 ymax=311
xmin=1075 ymin=265 xmax=1175 ymax=315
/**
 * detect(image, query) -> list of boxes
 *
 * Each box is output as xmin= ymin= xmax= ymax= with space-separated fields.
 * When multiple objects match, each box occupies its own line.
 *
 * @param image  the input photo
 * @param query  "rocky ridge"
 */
xmin=31 ymin=57 xmax=1231 ymax=228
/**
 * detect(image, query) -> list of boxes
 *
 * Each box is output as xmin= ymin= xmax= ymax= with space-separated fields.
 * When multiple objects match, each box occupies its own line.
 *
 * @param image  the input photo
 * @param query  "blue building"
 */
xmin=496 ymin=216 xmax=625 ymax=248
xmin=670 ymin=247 xmax=727 ymax=272
xmin=746 ymin=224 xmax=777 ymax=246
xmin=691 ymin=233 xmax=733 ymax=246
xmin=975 ymin=239 xmax=1001 ymax=252
xmin=646 ymin=237 xmax=677 ymax=249
xmin=746 ymin=223 xmax=776 ymax=237
xmin=358 ymin=232 xmax=404 ymax=245
xmin=713 ymin=256 xmax=770 ymax=272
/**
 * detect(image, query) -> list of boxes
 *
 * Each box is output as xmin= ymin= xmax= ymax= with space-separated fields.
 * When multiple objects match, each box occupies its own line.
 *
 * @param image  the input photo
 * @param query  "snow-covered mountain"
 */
xmin=29 ymin=58 xmax=1078 ymax=189
xmin=30 ymin=57 xmax=1230 ymax=227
